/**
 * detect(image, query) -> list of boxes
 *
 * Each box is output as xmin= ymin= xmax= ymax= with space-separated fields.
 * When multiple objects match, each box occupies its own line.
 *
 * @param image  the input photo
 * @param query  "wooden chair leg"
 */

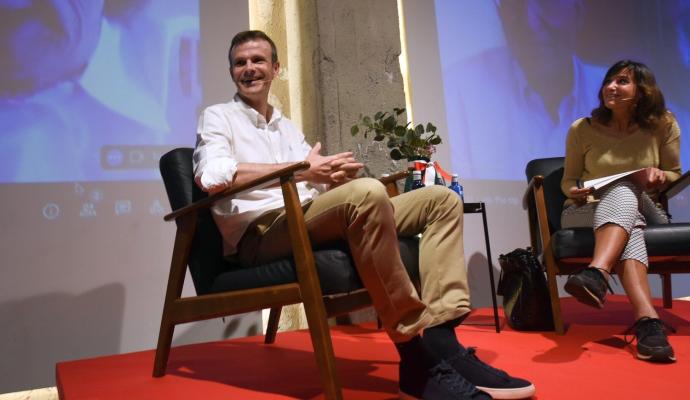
xmin=264 ymin=306 xmax=282 ymax=344
xmin=549 ymin=281 xmax=565 ymax=335
xmin=153 ymin=215 xmax=196 ymax=377
xmin=302 ymin=298 xmax=342 ymax=400
xmin=544 ymin=251 xmax=565 ymax=334
xmin=281 ymin=177 xmax=342 ymax=400
xmin=661 ymin=273 xmax=673 ymax=309
xmin=153 ymin=321 xmax=175 ymax=377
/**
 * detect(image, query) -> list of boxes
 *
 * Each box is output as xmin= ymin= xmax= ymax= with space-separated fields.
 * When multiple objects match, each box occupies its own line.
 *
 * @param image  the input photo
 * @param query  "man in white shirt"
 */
xmin=193 ymin=30 xmax=534 ymax=400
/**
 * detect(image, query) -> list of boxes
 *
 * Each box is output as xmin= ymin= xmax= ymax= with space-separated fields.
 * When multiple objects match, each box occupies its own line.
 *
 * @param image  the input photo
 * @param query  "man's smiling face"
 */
xmin=229 ymin=39 xmax=279 ymax=104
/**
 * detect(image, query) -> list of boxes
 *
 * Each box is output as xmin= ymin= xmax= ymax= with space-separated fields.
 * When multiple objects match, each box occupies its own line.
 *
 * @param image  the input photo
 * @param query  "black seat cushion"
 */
xmin=210 ymin=237 xmax=420 ymax=295
xmin=160 ymin=147 xmax=420 ymax=296
xmin=552 ymin=224 xmax=690 ymax=259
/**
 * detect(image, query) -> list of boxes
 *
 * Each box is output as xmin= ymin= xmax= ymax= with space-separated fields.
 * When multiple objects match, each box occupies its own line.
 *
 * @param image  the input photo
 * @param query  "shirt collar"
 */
xmin=233 ymin=93 xmax=283 ymax=128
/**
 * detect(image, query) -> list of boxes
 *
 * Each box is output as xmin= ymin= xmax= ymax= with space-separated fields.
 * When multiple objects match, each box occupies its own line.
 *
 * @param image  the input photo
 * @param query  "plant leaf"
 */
xmin=383 ymin=115 xmax=396 ymax=130
xmin=430 ymin=136 xmax=442 ymax=145
xmin=390 ymin=148 xmax=403 ymax=160
xmin=394 ymin=125 xmax=406 ymax=136
xmin=350 ymin=125 xmax=359 ymax=136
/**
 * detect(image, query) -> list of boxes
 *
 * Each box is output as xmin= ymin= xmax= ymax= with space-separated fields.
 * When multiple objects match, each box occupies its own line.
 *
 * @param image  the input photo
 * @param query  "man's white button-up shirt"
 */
xmin=193 ymin=94 xmax=322 ymax=255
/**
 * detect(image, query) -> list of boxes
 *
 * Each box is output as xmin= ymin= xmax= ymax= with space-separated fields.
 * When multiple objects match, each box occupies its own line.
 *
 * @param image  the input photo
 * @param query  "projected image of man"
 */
xmin=656 ymin=0 xmax=690 ymax=172
xmin=0 ymin=0 xmax=200 ymax=183
xmin=438 ymin=0 xmax=605 ymax=180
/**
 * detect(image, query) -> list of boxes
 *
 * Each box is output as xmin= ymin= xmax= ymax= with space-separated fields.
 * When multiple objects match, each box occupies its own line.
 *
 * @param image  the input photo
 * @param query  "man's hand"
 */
xmin=632 ymin=167 xmax=666 ymax=190
xmin=328 ymin=156 xmax=363 ymax=185
xmin=301 ymin=142 xmax=363 ymax=185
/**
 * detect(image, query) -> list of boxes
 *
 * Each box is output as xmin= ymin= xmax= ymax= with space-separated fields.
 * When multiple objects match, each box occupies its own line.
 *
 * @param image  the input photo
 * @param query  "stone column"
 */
xmin=314 ymin=0 xmax=408 ymax=176
xmin=251 ymin=0 xmax=407 ymax=331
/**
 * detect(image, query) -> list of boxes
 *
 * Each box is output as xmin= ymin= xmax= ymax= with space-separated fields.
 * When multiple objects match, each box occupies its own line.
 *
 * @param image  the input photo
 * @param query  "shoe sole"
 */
xmin=637 ymin=346 xmax=677 ymax=363
xmin=564 ymin=279 xmax=604 ymax=309
xmin=477 ymin=384 xmax=536 ymax=399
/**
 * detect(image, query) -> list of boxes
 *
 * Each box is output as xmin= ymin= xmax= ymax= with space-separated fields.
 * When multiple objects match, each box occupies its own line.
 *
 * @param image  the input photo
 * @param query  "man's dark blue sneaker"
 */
xmin=448 ymin=348 xmax=535 ymax=399
xmin=399 ymin=360 xmax=491 ymax=400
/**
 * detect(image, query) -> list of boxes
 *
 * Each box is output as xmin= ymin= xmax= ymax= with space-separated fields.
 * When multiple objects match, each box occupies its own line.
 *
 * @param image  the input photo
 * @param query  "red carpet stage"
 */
xmin=56 ymin=296 xmax=689 ymax=399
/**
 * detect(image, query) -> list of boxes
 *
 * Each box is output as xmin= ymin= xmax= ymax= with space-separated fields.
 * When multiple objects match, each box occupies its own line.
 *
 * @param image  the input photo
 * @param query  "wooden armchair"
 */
xmin=523 ymin=157 xmax=690 ymax=334
xmin=154 ymin=148 xmax=418 ymax=399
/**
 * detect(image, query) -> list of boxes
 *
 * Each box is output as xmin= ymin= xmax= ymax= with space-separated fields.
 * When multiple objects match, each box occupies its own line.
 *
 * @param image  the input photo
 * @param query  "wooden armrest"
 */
xmin=379 ymin=170 xmax=409 ymax=197
xmin=662 ymin=170 xmax=690 ymax=200
xmin=379 ymin=170 xmax=409 ymax=185
xmin=522 ymin=175 xmax=544 ymax=209
xmin=164 ymin=161 xmax=310 ymax=221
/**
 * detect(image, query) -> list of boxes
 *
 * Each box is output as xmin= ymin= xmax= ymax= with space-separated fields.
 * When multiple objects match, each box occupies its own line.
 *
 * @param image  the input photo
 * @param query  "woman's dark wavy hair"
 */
xmin=591 ymin=60 xmax=668 ymax=130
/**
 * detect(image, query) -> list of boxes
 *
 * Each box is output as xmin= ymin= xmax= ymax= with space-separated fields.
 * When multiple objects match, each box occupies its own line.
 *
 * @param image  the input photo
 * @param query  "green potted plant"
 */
xmin=350 ymin=107 xmax=442 ymax=161
xmin=351 ymin=107 xmax=446 ymax=190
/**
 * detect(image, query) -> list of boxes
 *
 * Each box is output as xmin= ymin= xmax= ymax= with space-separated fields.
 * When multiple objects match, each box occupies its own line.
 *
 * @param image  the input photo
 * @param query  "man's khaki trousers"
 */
xmin=237 ymin=178 xmax=471 ymax=342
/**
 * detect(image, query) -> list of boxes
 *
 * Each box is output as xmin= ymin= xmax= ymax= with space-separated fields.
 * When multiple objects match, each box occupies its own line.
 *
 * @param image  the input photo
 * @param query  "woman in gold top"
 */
xmin=561 ymin=60 xmax=681 ymax=363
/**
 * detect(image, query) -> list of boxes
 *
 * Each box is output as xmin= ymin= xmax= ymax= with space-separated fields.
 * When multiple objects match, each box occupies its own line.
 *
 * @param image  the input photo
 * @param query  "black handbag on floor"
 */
xmin=497 ymin=248 xmax=554 ymax=331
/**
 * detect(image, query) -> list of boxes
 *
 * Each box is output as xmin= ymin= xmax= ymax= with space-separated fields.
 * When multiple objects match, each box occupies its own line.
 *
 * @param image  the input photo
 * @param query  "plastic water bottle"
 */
xmin=411 ymin=170 xmax=425 ymax=190
xmin=449 ymin=173 xmax=464 ymax=201
xmin=405 ymin=160 xmax=425 ymax=192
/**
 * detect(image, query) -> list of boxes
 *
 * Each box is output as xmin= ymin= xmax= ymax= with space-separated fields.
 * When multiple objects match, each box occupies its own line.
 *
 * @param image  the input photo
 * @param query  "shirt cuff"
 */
xmin=198 ymin=158 xmax=238 ymax=191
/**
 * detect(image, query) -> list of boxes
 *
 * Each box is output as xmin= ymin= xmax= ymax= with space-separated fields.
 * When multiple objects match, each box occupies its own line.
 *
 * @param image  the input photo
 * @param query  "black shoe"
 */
xmin=564 ymin=267 xmax=613 ymax=309
xmin=447 ymin=348 xmax=535 ymax=399
xmin=624 ymin=317 xmax=676 ymax=363
xmin=399 ymin=360 xmax=492 ymax=400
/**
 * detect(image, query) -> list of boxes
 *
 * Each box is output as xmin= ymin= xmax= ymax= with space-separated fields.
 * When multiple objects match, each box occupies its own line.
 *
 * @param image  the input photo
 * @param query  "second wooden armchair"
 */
xmin=523 ymin=157 xmax=690 ymax=334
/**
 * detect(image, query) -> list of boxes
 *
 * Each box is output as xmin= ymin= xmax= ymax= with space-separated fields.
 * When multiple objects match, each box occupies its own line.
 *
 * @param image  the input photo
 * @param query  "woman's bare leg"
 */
xmin=590 ymin=223 xmax=628 ymax=274
xmin=615 ymin=259 xmax=658 ymax=320
xmin=564 ymin=223 xmax=628 ymax=308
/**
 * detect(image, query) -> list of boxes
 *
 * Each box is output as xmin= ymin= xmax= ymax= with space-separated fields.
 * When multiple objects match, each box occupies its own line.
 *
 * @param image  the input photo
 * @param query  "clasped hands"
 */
xmin=301 ymin=142 xmax=364 ymax=186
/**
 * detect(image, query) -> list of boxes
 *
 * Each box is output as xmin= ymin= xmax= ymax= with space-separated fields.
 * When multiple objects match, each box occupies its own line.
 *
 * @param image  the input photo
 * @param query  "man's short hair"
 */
xmin=228 ymin=30 xmax=278 ymax=66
